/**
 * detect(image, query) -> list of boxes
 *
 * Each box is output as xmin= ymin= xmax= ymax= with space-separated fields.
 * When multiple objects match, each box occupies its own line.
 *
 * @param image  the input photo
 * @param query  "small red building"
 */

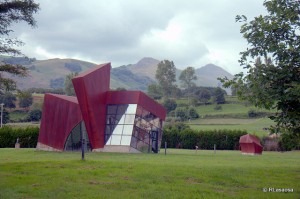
xmin=239 ymin=134 xmax=263 ymax=155
xmin=37 ymin=63 xmax=166 ymax=153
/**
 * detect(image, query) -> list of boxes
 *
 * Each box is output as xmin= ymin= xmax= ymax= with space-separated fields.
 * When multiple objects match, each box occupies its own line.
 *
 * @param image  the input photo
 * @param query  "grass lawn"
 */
xmin=189 ymin=118 xmax=275 ymax=137
xmin=0 ymin=149 xmax=299 ymax=199
xmin=194 ymin=103 xmax=274 ymax=117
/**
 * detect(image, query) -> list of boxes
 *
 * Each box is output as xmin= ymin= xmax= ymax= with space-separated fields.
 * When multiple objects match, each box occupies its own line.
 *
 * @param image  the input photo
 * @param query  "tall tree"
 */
xmin=219 ymin=0 xmax=300 ymax=135
xmin=213 ymin=87 xmax=226 ymax=104
xmin=0 ymin=91 xmax=16 ymax=109
xmin=147 ymin=83 xmax=162 ymax=100
xmin=18 ymin=90 xmax=33 ymax=110
xmin=195 ymin=88 xmax=211 ymax=104
xmin=155 ymin=60 xmax=177 ymax=98
xmin=0 ymin=0 xmax=39 ymax=91
xmin=64 ymin=72 xmax=78 ymax=96
xmin=179 ymin=67 xmax=197 ymax=104
xmin=179 ymin=67 xmax=197 ymax=90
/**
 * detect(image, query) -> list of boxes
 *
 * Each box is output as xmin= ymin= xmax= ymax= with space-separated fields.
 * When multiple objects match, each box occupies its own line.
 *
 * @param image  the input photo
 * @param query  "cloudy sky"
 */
xmin=12 ymin=0 xmax=266 ymax=74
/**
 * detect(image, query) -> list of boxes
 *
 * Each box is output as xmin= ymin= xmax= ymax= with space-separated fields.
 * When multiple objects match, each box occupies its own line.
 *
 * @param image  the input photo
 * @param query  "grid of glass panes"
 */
xmin=130 ymin=105 xmax=163 ymax=152
xmin=104 ymin=104 xmax=163 ymax=152
xmin=105 ymin=104 xmax=137 ymax=146
xmin=64 ymin=121 xmax=91 ymax=151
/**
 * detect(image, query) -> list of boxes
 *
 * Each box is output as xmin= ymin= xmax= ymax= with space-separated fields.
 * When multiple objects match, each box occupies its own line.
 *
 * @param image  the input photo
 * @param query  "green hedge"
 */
xmin=0 ymin=126 xmax=39 ymax=148
xmin=162 ymin=126 xmax=247 ymax=150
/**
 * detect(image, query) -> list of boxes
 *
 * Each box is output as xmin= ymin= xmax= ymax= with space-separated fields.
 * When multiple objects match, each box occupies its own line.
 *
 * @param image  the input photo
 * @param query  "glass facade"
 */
xmin=105 ymin=104 xmax=163 ymax=153
xmin=64 ymin=121 xmax=91 ymax=151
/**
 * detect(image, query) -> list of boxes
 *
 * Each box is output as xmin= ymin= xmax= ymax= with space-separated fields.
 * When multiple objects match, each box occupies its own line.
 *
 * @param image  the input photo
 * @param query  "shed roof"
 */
xmin=239 ymin=134 xmax=262 ymax=146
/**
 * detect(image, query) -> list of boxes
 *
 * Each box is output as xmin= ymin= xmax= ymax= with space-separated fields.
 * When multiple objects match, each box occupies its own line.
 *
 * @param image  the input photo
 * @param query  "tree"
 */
xmin=2 ymin=108 xmax=9 ymax=124
xmin=18 ymin=90 xmax=33 ymax=109
xmin=213 ymin=87 xmax=226 ymax=104
xmin=115 ymin=87 xmax=127 ymax=91
xmin=219 ymin=0 xmax=300 ymax=136
xmin=0 ymin=91 xmax=16 ymax=109
xmin=147 ymin=84 xmax=163 ymax=100
xmin=162 ymin=99 xmax=177 ymax=113
xmin=0 ymin=0 xmax=39 ymax=91
xmin=28 ymin=109 xmax=42 ymax=121
xmin=179 ymin=67 xmax=197 ymax=104
xmin=155 ymin=60 xmax=177 ymax=98
xmin=195 ymin=88 xmax=211 ymax=104
xmin=64 ymin=72 xmax=78 ymax=96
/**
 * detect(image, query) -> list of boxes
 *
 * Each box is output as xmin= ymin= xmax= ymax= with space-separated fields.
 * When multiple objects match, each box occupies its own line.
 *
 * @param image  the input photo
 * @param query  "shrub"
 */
xmin=214 ymin=104 xmax=222 ymax=111
xmin=162 ymin=125 xmax=247 ymax=150
xmin=279 ymin=132 xmax=300 ymax=151
xmin=248 ymin=109 xmax=257 ymax=118
xmin=163 ymin=99 xmax=177 ymax=113
xmin=0 ymin=126 xmax=39 ymax=148
xmin=28 ymin=109 xmax=42 ymax=121
xmin=188 ymin=108 xmax=199 ymax=119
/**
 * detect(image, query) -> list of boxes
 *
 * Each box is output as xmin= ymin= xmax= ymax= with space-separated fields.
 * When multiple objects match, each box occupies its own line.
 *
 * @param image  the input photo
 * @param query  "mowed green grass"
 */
xmin=195 ymin=103 xmax=274 ymax=116
xmin=0 ymin=149 xmax=299 ymax=199
xmin=189 ymin=118 xmax=275 ymax=137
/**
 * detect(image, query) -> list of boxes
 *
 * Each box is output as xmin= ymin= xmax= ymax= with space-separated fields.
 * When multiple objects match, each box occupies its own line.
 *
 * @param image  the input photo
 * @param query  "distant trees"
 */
xmin=64 ymin=72 xmax=78 ymax=96
xmin=18 ymin=91 xmax=33 ymax=110
xmin=0 ymin=92 xmax=16 ymax=109
xmin=50 ymin=77 xmax=64 ymax=89
xmin=64 ymin=62 xmax=82 ymax=73
xmin=213 ymin=87 xmax=226 ymax=104
xmin=28 ymin=109 xmax=42 ymax=121
xmin=0 ymin=0 xmax=39 ymax=91
xmin=195 ymin=88 xmax=211 ymax=105
xmin=179 ymin=67 xmax=197 ymax=90
xmin=155 ymin=60 xmax=177 ymax=98
xmin=162 ymin=99 xmax=177 ymax=113
xmin=147 ymin=84 xmax=163 ymax=100
xmin=179 ymin=67 xmax=197 ymax=105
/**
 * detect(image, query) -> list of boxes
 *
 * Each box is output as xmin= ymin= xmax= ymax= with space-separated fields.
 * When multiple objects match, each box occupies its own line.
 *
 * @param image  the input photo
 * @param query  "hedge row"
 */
xmin=162 ymin=125 xmax=247 ymax=150
xmin=0 ymin=126 xmax=39 ymax=148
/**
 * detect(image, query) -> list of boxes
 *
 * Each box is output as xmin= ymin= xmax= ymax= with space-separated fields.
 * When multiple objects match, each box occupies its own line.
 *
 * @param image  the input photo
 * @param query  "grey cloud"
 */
xmin=11 ymin=0 xmax=265 ymax=71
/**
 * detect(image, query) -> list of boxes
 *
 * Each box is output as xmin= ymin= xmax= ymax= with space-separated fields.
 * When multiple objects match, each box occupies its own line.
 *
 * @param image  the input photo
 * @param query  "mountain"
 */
xmin=125 ymin=57 xmax=159 ymax=80
xmin=194 ymin=64 xmax=233 ymax=87
xmin=2 ymin=56 xmax=234 ymax=92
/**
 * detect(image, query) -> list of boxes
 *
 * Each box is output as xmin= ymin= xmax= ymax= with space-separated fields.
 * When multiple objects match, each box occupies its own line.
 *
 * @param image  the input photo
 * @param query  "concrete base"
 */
xmin=241 ymin=152 xmax=262 ymax=155
xmin=36 ymin=142 xmax=62 ymax=152
xmin=93 ymin=145 xmax=141 ymax=153
xmin=15 ymin=143 xmax=20 ymax=148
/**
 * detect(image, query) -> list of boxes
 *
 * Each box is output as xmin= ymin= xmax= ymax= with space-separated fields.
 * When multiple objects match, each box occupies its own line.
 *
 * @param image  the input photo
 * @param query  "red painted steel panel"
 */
xmin=239 ymin=134 xmax=263 ymax=154
xmin=106 ymin=91 xmax=166 ymax=120
xmin=72 ymin=63 xmax=111 ymax=149
xmin=38 ymin=94 xmax=82 ymax=150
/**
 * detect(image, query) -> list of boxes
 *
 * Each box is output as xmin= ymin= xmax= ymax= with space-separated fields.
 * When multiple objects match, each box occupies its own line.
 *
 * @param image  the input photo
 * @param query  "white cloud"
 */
xmin=11 ymin=0 xmax=267 ymax=73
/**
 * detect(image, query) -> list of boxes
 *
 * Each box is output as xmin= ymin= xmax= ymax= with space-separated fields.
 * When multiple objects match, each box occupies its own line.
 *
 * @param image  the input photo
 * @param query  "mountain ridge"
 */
xmin=1 ymin=56 xmax=234 ymax=92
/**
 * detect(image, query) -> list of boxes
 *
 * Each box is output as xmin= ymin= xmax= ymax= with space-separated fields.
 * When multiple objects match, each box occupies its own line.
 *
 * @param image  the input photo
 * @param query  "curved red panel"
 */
xmin=72 ymin=63 xmax=111 ymax=149
xmin=38 ymin=94 xmax=82 ymax=150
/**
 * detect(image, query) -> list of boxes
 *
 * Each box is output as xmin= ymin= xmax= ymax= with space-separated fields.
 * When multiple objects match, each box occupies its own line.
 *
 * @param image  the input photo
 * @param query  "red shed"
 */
xmin=239 ymin=134 xmax=263 ymax=155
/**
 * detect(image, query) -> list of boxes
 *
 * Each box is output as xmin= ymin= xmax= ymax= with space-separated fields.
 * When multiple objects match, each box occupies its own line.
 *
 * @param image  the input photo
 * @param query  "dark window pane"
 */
xmin=130 ymin=136 xmax=137 ymax=148
xmin=107 ymin=105 xmax=117 ymax=114
xmin=117 ymin=105 xmax=128 ymax=115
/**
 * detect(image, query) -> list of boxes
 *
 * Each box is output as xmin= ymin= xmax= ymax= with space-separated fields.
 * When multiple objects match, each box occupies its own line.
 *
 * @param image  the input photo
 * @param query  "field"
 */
xmin=0 ymin=149 xmax=299 ymax=199
xmin=189 ymin=118 xmax=274 ymax=137
xmin=176 ymin=96 xmax=277 ymax=137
